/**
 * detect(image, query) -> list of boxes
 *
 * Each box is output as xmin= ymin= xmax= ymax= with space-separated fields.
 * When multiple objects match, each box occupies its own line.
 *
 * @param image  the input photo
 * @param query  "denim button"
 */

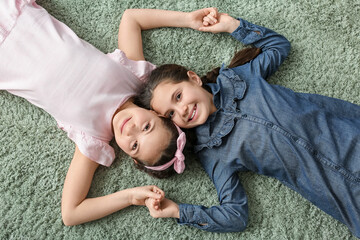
xmin=267 ymin=122 xmax=273 ymax=127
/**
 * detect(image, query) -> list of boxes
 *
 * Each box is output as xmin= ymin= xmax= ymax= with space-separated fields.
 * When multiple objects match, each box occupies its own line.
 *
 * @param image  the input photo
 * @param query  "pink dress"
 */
xmin=0 ymin=0 xmax=156 ymax=166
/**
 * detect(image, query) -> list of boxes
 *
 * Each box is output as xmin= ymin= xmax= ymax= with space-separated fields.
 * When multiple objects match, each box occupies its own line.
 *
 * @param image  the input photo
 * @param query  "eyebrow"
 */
xmin=170 ymin=90 xmax=177 ymax=102
xmin=136 ymin=121 xmax=156 ymax=159
xmin=164 ymin=88 xmax=179 ymax=117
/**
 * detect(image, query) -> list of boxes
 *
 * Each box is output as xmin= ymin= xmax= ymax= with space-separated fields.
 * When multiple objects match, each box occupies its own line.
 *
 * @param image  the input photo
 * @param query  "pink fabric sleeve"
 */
xmin=58 ymin=122 xmax=115 ymax=167
xmin=107 ymin=49 xmax=156 ymax=83
xmin=0 ymin=0 xmax=35 ymax=44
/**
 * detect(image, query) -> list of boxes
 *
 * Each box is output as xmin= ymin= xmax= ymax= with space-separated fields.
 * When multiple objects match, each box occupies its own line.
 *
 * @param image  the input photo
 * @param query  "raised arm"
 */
xmin=200 ymin=14 xmax=291 ymax=80
xmin=61 ymin=146 xmax=164 ymax=226
xmin=118 ymin=8 xmax=218 ymax=61
xmin=231 ymin=17 xmax=291 ymax=80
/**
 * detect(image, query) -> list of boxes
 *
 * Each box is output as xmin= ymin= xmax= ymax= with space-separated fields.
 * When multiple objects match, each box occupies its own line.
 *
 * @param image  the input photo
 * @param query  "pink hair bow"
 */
xmin=145 ymin=125 xmax=186 ymax=174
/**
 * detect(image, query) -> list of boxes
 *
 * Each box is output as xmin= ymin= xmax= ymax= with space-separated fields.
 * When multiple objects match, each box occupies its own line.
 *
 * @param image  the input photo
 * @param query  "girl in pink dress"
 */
xmin=0 ymin=0 xmax=217 ymax=226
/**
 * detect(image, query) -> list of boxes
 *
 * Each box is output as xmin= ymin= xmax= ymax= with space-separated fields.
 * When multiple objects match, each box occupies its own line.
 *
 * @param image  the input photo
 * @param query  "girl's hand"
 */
xmin=128 ymin=185 xmax=165 ymax=206
xmin=188 ymin=7 xmax=219 ymax=30
xmin=202 ymin=10 xmax=218 ymax=27
xmin=145 ymin=197 xmax=161 ymax=210
xmin=199 ymin=13 xmax=240 ymax=33
xmin=145 ymin=198 xmax=180 ymax=218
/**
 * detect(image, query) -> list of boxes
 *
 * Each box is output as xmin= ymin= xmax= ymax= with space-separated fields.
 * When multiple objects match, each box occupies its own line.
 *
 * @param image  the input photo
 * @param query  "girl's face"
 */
xmin=113 ymin=105 xmax=171 ymax=165
xmin=150 ymin=71 xmax=217 ymax=128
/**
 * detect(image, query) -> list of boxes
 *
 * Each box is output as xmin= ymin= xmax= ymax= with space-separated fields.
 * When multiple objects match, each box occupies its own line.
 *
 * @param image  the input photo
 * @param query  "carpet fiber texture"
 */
xmin=1 ymin=0 xmax=359 ymax=239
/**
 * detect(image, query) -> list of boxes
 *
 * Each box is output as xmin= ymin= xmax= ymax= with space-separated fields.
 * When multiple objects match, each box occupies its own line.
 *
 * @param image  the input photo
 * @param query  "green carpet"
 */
xmin=1 ymin=0 xmax=359 ymax=239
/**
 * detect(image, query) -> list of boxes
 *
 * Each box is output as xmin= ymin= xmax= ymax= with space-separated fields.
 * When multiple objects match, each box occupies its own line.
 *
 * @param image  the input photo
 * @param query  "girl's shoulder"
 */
xmin=217 ymin=67 xmax=248 ymax=103
xmin=107 ymin=49 xmax=156 ymax=83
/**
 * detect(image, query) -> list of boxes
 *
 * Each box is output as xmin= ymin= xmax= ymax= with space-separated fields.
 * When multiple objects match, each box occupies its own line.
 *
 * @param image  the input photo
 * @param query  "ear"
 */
xmin=132 ymin=158 xmax=139 ymax=165
xmin=187 ymin=71 xmax=202 ymax=86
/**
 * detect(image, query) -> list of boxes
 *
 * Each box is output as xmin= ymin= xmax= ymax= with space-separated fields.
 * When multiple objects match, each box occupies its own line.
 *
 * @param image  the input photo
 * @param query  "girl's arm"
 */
xmin=201 ymin=14 xmax=291 ymax=80
xmin=145 ymin=155 xmax=248 ymax=232
xmin=61 ymin=146 xmax=164 ymax=226
xmin=118 ymin=8 xmax=218 ymax=61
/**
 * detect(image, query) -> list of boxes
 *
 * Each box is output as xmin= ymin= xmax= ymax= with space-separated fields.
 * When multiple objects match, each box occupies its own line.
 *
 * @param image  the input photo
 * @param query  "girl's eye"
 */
xmin=132 ymin=141 xmax=138 ymax=150
xmin=169 ymin=111 xmax=174 ymax=119
xmin=143 ymin=123 xmax=150 ymax=131
xmin=176 ymin=93 xmax=181 ymax=101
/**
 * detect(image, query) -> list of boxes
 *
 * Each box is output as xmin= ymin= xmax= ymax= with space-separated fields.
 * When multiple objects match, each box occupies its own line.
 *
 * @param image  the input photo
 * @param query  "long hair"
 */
xmin=136 ymin=47 xmax=261 ymax=110
xmin=201 ymin=47 xmax=262 ymax=84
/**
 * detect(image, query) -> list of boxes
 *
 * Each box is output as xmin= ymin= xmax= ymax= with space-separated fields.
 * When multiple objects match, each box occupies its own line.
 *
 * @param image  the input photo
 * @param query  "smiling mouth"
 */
xmin=121 ymin=117 xmax=131 ymax=134
xmin=188 ymin=104 xmax=197 ymax=122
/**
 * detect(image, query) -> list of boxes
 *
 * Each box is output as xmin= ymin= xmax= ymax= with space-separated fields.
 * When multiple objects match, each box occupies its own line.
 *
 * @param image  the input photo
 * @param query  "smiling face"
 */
xmin=150 ymin=71 xmax=217 ymax=129
xmin=113 ymin=104 xmax=171 ymax=165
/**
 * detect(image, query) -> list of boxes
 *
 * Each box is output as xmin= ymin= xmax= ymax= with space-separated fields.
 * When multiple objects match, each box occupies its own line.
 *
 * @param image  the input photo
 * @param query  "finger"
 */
xmin=203 ymin=16 xmax=216 ymax=25
xmin=148 ymin=191 xmax=162 ymax=200
xmin=199 ymin=25 xmax=218 ymax=33
xmin=204 ymin=7 xmax=218 ymax=18
xmin=156 ymin=188 xmax=165 ymax=200
xmin=148 ymin=198 xmax=158 ymax=209
xmin=151 ymin=186 xmax=165 ymax=199
xmin=206 ymin=14 xmax=217 ymax=24
xmin=145 ymin=198 xmax=153 ymax=208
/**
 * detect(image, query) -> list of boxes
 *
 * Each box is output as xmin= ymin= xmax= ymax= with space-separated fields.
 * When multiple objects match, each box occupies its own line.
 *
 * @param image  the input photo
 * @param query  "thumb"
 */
xmin=199 ymin=25 xmax=217 ymax=33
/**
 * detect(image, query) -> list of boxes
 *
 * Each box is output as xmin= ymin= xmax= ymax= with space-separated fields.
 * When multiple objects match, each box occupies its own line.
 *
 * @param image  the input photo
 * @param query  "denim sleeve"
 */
xmin=230 ymin=18 xmax=291 ymax=80
xmin=177 ymin=153 xmax=248 ymax=232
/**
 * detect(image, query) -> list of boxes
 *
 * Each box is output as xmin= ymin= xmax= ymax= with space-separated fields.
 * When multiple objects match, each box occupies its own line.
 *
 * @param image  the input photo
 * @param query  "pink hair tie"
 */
xmin=145 ymin=125 xmax=186 ymax=174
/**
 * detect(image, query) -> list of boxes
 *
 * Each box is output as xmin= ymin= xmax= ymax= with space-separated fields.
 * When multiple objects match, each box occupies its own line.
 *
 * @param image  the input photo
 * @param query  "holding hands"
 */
xmin=145 ymin=197 xmax=180 ymax=219
xmin=128 ymin=185 xmax=165 ymax=206
xmin=127 ymin=185 xmax=180 ymax=219
xmin=188 ymin=7 xmax=240 ymax=33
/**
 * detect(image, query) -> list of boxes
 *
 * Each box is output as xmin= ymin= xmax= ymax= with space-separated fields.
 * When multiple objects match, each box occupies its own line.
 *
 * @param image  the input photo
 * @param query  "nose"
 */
xmin=125 ymin=121 xmax=137 ymax=136
xmin=177 ymin=103 xmax=188 ymax=118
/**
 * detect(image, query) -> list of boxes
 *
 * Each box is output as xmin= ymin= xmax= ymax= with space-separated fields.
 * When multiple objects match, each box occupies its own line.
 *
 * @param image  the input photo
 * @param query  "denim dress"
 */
xmin=178 ymin=18 xmax=360 ymax=237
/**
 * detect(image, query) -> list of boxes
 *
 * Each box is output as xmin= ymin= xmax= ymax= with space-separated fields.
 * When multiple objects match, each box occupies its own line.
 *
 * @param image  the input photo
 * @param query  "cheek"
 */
xmin=115 ymin=137 xmax=128 ymax=153
xmin=173 ymin=117 xmax=186 ymax=128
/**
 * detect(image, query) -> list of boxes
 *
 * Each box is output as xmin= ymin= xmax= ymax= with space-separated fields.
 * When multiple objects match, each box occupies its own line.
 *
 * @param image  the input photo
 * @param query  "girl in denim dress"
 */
xmin=139 ymin=13 xmax=360 ymax=238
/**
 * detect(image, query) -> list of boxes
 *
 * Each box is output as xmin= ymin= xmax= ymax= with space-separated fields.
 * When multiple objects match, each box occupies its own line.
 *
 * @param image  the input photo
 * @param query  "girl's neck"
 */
xmin=207 ymin=91 xmax=217 ymax=116
xmin=203 ymin=84 xmax=217 ymax=115
xmin=118 ymin=98 xmax=137 ymax=111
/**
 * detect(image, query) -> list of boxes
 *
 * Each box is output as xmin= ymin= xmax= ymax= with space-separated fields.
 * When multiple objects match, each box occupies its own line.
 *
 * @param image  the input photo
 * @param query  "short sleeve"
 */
xmin=58 ymin=122 xmax=115 ymax=167
xmin=107 ymin=49 xmax=156 ymax=83
xmin=0 ymin=0 xmax=36 ymax=45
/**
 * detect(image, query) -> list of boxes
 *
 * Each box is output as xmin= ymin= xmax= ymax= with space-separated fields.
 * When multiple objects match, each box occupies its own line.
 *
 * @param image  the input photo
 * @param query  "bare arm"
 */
xmin=61 ymin=146 xmax=164 ymax=226
xmin=118 ymin=8 xmax=218 ymax=61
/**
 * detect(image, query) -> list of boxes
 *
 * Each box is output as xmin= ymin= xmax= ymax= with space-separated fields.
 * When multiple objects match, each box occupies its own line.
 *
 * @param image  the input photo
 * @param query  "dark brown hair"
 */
xmin=201 ymin=47 xmax=262 ymax=84
xmin=133 ymin=47 xmax=262 ymax=173
xmin=136 ymin=47 xmax=261 ymax=109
